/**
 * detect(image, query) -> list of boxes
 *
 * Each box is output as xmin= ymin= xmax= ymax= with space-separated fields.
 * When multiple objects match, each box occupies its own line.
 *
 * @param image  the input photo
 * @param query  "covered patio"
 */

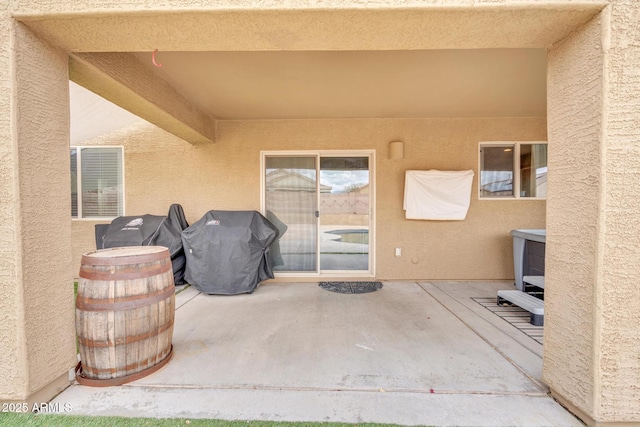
xmin=3 ymin=2 xmax=640 ymax=426
xmin=52 ymin=281 xmax=581 ymax=426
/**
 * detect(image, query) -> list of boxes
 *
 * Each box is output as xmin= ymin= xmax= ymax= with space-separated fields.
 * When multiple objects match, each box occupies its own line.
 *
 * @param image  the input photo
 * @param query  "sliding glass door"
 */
xmin=263 ymin=151 xmax=373 ymax=276
xmin=264 ymin=156 xmax=318 ymax=272
xmin=318 ymin=156 xmax=370 ymax=272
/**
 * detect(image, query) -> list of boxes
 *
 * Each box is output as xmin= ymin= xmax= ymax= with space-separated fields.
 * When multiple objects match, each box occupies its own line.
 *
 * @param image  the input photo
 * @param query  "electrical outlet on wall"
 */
xmin=395 ymin=248 xmax=401 ymax=257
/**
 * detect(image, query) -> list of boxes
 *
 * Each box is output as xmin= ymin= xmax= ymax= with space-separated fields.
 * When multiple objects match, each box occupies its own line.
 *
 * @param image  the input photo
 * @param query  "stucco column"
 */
xmin=0 ymin=17 xmax=76 ymax=405
xmin=545 ymin=3 xmax=640 ymax=425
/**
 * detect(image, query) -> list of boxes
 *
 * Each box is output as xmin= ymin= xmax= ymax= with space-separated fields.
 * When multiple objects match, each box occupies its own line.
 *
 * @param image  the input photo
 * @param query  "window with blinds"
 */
xmin=71 ymin=147 xmax=124 ymax=218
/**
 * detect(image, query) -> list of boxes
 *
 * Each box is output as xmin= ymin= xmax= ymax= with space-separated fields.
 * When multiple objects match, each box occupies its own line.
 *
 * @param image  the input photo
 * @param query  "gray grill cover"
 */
xmin=98 ymin=204 xmax=189 ymax=285
xmin=181 ymin=210 xmax=279 ymax=295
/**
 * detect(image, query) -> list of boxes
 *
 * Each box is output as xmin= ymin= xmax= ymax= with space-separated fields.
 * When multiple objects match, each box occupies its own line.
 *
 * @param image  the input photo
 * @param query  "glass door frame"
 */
xmin=260 ymin=150 xmax=376 ymax=278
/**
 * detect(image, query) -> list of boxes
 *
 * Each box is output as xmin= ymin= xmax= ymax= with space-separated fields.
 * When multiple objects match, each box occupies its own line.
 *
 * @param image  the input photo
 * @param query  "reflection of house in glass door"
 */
xmin=262 ymin=151 xmax=374 ymax=276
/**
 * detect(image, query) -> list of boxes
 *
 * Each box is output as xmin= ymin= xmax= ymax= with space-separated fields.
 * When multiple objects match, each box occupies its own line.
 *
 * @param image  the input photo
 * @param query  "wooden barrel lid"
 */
xmin=83 ymin=246 xmax=168 ymax=258
xmin=81 ymin=246 xmax=170 ymax=266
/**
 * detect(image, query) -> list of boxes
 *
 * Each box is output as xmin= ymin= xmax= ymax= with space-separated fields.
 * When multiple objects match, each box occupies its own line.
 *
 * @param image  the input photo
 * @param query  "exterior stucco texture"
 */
xmin=598 ymin=0 xmax=640 ymax=421
xmin=545 ymin=12 xmax=603 ymax=418
xmin=71 ymin=118 xmax=546 ymax=281
xmin=3 ymin=0 xmax=640 ymax=424
xmin=0 ymin=20 xmax=76 ymax=401
xmin=0 ymin=5 xmax=20 ymax=400
xmin=546 ymin=2 xmax=640 ymax=423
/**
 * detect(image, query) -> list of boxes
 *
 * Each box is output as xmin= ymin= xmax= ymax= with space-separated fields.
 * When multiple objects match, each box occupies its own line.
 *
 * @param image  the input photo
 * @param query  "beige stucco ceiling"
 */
xmin=130 ymin=48 xmax=546 ymax=120
xmin=16 ymin=3 xmax=604 ymax=139
xmin=17 ymin=6 xmax=603 ymax=52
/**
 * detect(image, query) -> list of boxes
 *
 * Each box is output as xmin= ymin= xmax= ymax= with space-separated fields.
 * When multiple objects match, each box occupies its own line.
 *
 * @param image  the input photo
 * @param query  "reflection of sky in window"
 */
xmin=481 ymin=171 xmax=512 ymax=183
xmin=482 ymin=168 xmax=547 ymax=183
xmin=481 ymin=171 xmax=513 ymax=192
xmin=320 ymin=170 xmax=369 ymax=193
xmin=481 ymin=168 xmax=548 ymax=193
xmin=267 ymin=168 xmax=368 ymax=193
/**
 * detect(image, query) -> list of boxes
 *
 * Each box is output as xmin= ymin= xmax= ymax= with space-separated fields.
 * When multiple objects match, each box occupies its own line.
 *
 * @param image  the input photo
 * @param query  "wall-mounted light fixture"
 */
xmin=389 ymin=141 xmax=404 ymax=160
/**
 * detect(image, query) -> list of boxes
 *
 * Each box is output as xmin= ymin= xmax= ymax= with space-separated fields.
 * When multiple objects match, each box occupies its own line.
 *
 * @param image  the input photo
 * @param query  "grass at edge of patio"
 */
xmin=0 ymin=413 xmax=417 ymax=427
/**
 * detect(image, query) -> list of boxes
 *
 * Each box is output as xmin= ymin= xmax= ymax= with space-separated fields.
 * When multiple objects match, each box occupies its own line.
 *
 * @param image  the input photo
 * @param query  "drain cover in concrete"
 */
xmin=318 ymin=281 xmax=383 ymax=294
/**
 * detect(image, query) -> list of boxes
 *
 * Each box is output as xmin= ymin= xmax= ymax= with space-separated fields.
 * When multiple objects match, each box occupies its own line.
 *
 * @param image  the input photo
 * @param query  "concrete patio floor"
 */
xmin=51 ymin=281 xmax=583 ymax=426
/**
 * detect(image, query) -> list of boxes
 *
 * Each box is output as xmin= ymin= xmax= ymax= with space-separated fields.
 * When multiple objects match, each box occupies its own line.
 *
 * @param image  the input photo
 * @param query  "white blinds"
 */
xmin=72 ymin=147 xmax=123 ymax=218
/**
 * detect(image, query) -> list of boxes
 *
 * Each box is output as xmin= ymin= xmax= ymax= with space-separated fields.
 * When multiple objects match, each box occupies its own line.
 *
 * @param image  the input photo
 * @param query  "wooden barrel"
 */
xmin=75 ymin=246 xmax=175 ymax=386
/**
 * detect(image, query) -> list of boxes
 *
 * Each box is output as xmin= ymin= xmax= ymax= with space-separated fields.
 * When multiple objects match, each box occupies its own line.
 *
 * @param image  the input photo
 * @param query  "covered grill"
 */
xmin=181 ymin=210 xmax=279 ymax=295
xmin=96 ymin=204 xmax=189 ymax=285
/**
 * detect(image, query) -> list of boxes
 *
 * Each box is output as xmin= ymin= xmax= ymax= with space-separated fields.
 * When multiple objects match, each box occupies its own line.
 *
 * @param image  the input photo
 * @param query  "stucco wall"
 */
xmin=546 ymin=3 xmax=640 ymax=423
xmin=0 ymin=20 xmax=75 ymax=401
xmin=12 ymin=0 xmax=608 ymax=12
xmin=598 ymin=0 xmax=640 ymax=421
xmin=8 ymin=0 xmax=640 ymax=421
xmin=72 ymin=117 xmax=546 ymax=280
xmin=545 ymin=12 xmax=603 ymax=417
xmin=0 ymin=5 xmax=22 ymax=401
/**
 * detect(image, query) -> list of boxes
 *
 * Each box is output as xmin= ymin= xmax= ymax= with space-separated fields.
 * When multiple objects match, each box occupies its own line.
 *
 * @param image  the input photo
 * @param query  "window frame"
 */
xmin=260 ymin=149 xmax=376 ymax=278
xmin=478 ymin=141 xmax=548 ymax=200
xmin=71 ymin=145 xmax=125 ymax=220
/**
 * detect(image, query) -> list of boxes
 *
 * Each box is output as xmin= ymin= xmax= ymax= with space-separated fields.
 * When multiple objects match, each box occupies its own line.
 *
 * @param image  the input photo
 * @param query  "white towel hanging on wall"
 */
xmin=403 ymin=170 xmax=474 ymax=220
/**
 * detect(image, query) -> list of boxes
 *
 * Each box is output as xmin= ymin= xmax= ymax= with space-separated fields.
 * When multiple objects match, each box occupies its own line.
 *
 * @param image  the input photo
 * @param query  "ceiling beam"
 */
xmin=18 ymin=6 xmax=605 ymax=52
xmin=70 ymin=52 xmax=216 ymax=144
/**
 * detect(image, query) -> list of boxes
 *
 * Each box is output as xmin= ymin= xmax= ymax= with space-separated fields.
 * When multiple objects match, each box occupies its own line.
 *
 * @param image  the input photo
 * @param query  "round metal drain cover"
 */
xmin=318 ymin=281 xmax=383 ymax=294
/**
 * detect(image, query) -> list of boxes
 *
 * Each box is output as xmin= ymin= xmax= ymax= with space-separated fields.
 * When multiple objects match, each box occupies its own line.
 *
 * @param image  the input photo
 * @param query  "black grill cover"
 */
xmin=97 ymin=204 xmax=189 ymax=285
xmin=181 ymin=210 xmax=279 ymax=295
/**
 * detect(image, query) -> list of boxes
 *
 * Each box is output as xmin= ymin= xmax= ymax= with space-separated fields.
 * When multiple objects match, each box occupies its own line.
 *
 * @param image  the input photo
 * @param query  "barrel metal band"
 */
xmin=79 ymin=259 xmax=172 ymax=281
xmin=80 ymin=350 xmax=167 ymax=375
xmin=75 ymin=346 xmax=173 ymax=387
xmin=76 ymin=319 xmax=174 ymax=348
xmin=76 ymin=285 xmax=175 ymax=311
